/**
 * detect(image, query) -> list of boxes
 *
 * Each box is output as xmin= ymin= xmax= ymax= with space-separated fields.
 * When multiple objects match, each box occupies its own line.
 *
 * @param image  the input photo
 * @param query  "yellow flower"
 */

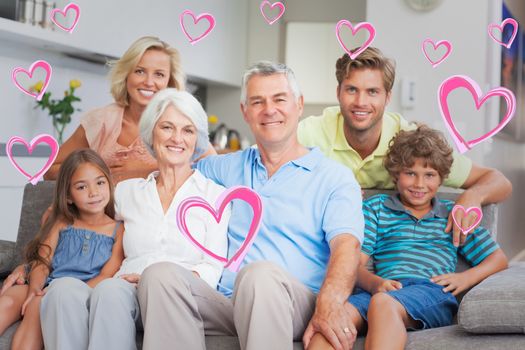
xmin=69 ymin=79 xmax=81 ymax=89
xmin=208 ymin=115 xmax=219 ymax=124
xmin=31 ymin=81 xmax=44 ymax=93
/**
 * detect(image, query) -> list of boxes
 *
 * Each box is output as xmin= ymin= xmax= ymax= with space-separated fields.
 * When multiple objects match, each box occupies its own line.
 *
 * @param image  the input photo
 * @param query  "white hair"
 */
xmin=140 ymin=88 xmax=208 ymax=161
xmin=240 ymin=61 xmax=302 ymax=106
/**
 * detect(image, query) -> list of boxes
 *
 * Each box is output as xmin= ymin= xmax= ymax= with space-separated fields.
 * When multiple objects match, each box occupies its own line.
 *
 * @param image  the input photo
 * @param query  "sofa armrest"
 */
xmin=458 ymin=262 xmax=525 ymax=334
xmin=0 ymin=240 xmax=16 ymax=275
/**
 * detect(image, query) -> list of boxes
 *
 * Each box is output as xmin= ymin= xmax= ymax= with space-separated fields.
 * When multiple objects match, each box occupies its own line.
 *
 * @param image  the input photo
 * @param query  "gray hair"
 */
xmin=140 ymin=88 xmax=208 ymax=161
xmin=240 ymin=61 xmax=302 ymax=106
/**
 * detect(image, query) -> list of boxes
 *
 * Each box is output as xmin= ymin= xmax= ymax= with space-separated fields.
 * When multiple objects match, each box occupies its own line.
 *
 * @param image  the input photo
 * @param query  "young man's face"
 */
xmin=241 ymin=74 xmax=304 ymax=147
xmin=396 ymin=158 xmax=442 ymax=213
xmin=337 ymin=68 xmax=391 ymax=134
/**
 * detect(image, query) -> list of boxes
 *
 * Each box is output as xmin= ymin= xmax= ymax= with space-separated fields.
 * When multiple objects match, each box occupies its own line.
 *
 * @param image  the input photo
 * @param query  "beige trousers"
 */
xmin=137 ymin=261 xmax=316 ymax=350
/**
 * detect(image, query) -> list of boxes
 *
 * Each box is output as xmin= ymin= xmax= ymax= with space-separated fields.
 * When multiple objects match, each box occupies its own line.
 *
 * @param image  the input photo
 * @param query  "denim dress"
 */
xmin=47 ymin=223 xmax=119 ymax=283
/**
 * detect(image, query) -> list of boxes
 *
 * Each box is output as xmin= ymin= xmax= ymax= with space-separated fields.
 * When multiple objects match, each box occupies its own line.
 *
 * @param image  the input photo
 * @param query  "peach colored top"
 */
xmin=80 ymin=103 xmax=157 ymax=181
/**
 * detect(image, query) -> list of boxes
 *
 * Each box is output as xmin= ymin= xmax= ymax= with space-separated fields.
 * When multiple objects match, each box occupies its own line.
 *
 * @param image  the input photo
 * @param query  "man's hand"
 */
xmin=370 ymin=278 xmax=402 ymax=294
xmin=0 ymin=264 xmax=27 ymax=295
xmin=445 ymin=191 xmax=482 ymax=247
xmin=303 ymin=299 xmax=356 ymax=350
xmin=430 ymin=272 xmax=472 ymax=296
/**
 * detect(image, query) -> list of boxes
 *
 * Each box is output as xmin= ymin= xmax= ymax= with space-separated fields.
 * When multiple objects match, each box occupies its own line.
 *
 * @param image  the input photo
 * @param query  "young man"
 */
xmin=297 ymin=47 xmax=512 ymax=247
xmin=310 ymin=126 xmax=508 ymax=350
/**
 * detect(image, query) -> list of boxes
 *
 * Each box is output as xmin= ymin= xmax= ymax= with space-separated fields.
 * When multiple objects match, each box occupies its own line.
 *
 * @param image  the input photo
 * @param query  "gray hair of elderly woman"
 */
xmin=140 ymin=88 xmax=209 ymax=161
xmin=240 ymin=61 xmax=302 ymax=106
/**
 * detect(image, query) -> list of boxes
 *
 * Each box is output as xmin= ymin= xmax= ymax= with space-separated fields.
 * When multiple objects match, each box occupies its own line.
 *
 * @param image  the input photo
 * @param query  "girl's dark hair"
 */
xmin=25 ymin=149 xmax=115 ymax=270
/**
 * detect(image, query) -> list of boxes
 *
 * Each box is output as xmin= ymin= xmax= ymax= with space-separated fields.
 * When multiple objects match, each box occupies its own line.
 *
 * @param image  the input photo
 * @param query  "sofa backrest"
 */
xmin=10 ymin=182 xmax=499 ymax=274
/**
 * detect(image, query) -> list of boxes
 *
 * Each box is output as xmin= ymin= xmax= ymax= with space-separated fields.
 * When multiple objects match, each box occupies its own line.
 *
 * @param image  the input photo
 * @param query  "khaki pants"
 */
xmin=137 ymin=261 xmax=316 ymax=350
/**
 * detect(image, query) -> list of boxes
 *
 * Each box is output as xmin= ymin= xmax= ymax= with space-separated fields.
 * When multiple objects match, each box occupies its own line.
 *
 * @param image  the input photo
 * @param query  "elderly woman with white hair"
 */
xmin=39 ymin=89 xmax=230 ymax=350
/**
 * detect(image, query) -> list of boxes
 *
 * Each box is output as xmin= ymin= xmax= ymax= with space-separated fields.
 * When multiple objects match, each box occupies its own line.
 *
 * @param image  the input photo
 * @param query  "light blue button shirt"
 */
xmin=196 ymin=147 xmax=364 ymax=297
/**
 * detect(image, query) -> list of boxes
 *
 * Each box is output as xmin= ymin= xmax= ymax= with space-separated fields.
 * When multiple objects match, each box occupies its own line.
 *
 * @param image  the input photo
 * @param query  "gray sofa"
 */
xmin=1 ymin=182 xmax=524 ymax=349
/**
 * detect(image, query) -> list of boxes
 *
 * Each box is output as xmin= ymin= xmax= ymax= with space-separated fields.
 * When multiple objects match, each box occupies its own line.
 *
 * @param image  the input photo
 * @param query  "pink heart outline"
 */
xmin=438 ymin=75 xmax=516 ymax=154
xmin=179 ymin=10 xmax=216 ymax=45
xmin=335 ymin=20 xmax=376 ymax=60
xmin=451 ymin=205 xmax=483 ymax=235
xmin=176 ymin=186 xmax=263 ymax=272
xmin=421 ymin=38 xmax=452 ymax=68
xmin=6 ymin=134 xmax=59 ymax=185
xmin=488 ymin=18 xmax=518 ymax=49
xmin=259 ymin=0 xmax=285 ymax=25
xmin=11 ymin=60 xmax=52 ymax=101
xmin=50 ymin=2 xmax=81 ymax=33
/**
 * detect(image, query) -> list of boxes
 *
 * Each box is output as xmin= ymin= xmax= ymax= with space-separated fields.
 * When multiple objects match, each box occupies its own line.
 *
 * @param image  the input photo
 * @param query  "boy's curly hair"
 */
xmin=384 ymin=125 xmax=453 ymax=183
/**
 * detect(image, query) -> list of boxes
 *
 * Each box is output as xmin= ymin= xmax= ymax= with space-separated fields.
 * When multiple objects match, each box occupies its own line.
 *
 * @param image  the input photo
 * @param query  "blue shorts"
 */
xmin=348 ymin=278 xmax=458 ymax=329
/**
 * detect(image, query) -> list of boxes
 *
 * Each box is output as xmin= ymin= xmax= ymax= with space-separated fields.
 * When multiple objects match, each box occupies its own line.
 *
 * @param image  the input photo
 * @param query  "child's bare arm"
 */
xmin=86 ymin=223 xmax=125 ymax=288
xmin=431 ymin=248 xmax=508 ymax=296
xmin=356 ymin=253 xmax=402 ymax=294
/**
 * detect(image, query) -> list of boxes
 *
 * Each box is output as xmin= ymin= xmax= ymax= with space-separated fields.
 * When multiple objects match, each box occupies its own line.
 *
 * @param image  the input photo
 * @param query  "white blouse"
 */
xmin=114 ymin=170 xmax=230 ymax=289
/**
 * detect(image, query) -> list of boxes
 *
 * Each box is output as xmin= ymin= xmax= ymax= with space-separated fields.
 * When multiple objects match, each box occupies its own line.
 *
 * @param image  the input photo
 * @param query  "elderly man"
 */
xmin=298 ymin=47 xmax=512 ymax=247
xmin=136 ymin=61 xmax=364 ymax=350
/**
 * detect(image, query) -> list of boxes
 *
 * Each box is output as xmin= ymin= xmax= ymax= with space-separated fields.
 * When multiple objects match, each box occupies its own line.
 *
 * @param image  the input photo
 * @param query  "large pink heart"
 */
xmin=6 ymin=134 xmax=59 ymax=185
xmin=50 ymin=2 xmax=81 ymax=33
xmin=438 ymin=75 xmax=516 ymax=154
xmin=488 ymin=18 xmax=518 ymax=49
xmin=259 ymin=0 xmax=285 ymax=25
xmin=11 ymin=60 xmax=52 ymax=101
xmin=176 ymin=186 xmax=263 ymax=272
xmin=179 ymin=10 xmax=216 ymax=45
xmin=451 ymin=205 xmax=483 ymax=235
xmin=421 ymin=38 xmax=452 ymax=68
xmin=335 ymin=20 xmax=376 ymax=60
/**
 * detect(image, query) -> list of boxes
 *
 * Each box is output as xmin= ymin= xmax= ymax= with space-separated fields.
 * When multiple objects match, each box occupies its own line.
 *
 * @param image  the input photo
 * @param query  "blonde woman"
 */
xmin=44 ymin=36 xmax=185 ymax=183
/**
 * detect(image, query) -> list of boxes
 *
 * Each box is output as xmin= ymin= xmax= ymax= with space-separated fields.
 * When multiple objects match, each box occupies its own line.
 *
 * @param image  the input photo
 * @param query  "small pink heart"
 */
xmin=488 ymin=18 xmax=518 ymax=49
xmin=421 ymin=38 xmax=452 ymax=68
xmin=176 ymin=186 xmax=263 ymax=272
xmin=451 ymin=205 xmax=483 ymax=235
xmin=259 ymin=0 xmax=285 ymax=25
xmin=335 ymin=20 xmax=376 ymax=60
xmin=6 ymin=134 xmax=59 ymax=185
xmin=438 ymin=75 xmax=516 ymax=153
xmin=179 ymin=10 xmax=216 ymax=45
xmin=50 ymin=2 xmax=81 ymax=33
xmin=11 ymin=60 xmax=52 ymax=101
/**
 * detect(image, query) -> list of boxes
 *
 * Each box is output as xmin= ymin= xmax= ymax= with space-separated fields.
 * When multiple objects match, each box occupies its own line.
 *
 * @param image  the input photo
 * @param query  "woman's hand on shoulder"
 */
xmin=44 ymin=126 xmax=89 ymax=180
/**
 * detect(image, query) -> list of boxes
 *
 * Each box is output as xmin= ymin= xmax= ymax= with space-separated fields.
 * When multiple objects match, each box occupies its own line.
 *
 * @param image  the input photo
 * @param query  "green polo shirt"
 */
xmin=297 ymin=106 xmax=472 ymax=189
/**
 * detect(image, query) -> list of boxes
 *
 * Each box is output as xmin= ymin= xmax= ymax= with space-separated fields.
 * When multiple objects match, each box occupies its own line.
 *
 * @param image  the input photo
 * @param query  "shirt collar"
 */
xmin=332 ymin=108 xmax=397 ymax=158
xmin=253 ymin=146 xmax=320 ymax=172
xmin=384 ymin=193 xmax=449 ymax=219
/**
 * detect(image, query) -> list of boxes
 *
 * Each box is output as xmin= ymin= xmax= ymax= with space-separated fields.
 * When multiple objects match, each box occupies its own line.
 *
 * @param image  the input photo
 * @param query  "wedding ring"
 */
xmin=343 ymin=327 xmax=350 ymax=333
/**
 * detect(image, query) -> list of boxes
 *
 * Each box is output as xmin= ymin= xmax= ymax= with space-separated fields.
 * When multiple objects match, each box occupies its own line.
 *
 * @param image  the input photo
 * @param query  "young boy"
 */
xmin=345 ymin=125 xmax=508 ymax=350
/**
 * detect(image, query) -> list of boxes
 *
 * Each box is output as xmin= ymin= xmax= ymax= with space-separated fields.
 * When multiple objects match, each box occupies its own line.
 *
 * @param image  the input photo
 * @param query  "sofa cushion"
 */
xmin=458 ymin=262 xmax=525 ymax=334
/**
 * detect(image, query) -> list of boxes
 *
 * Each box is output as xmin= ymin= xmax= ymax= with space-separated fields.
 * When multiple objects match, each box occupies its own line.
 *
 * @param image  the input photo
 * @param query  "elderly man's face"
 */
xmin=241 ymin=74 xmax=304 ymax=147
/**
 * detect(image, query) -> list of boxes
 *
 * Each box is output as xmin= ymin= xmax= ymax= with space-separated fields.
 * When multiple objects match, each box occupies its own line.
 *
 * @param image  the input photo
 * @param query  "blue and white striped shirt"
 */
xmin=363 ymin=194 xmax=498 ymax=280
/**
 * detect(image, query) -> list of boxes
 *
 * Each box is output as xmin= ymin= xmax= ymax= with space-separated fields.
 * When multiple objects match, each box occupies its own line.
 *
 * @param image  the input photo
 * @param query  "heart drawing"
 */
xmin=176 ymin=186 xmax=263 ymax=272
xmin=179 ymin=10 xmax=216 ymax=45
xmin=11 ymin=60 xmax=52 ymax=101
xmin=451 ymin=205 xmax=483 ymax=235
xmin=421 ymin=38 xmax=452 ymax=68
xmin=6 ymin=134 xmax=59 ymax=185
xmin=50 ymin=2 xmax=81 ymax=33
xmin=488 ymin=18 xmax=518 ymax=49
xmin=335 ymin=20 xmax=376 ymax=60
xmin=259 ymin=0 xmax=285 ymax=25
xmin=438 ymin=75 xmax=516 ymax=154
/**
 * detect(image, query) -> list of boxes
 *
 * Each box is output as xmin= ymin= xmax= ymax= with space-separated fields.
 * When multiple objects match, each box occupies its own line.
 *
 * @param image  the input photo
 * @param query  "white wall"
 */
xmin=367 ymin=0 xmax=525 ymax=258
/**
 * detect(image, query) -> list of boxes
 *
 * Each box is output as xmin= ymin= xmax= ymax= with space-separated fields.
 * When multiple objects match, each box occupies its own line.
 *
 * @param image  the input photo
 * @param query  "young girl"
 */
xmin=0 ymin=149 xmax=124 ymax=350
